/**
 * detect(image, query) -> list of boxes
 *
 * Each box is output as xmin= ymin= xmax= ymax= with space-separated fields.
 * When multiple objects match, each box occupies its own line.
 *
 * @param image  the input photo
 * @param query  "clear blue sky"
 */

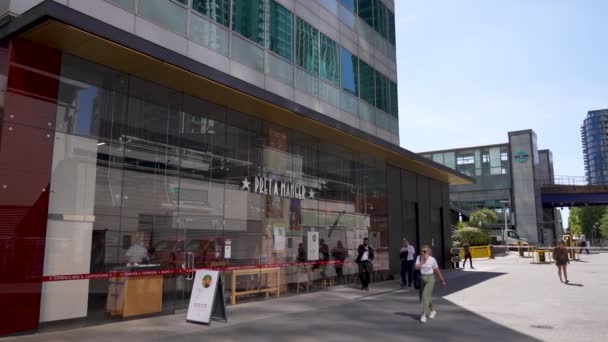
xmin=395 ymin=0 xmax=608 ymax=224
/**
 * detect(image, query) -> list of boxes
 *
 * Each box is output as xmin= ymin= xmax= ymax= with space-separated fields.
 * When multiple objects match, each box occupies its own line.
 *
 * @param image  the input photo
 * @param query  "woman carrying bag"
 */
xmin=415 ymin=245 xmax=446 ymax=323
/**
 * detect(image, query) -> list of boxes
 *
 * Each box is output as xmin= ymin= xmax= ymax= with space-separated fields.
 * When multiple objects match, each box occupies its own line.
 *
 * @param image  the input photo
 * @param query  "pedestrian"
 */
xmin=451 ymin=245 xmax=461 ymax=269
xmin=579 ymin=234 xmax=590 ymax=254
xmin=462 ymin=241 xmax=474 ymax=269
xmin=405 ymin=240 xmax=415 ymax=287
xmin=356 ymin=237 xmax=374 ymax=291
xmin=400 ymin=239 xmax=409 ymax=286
xmin=415 ymin=245 xmax=446 ymax=323
xmin=331 ymin=241 xmax=348 ymax=283
xmin=553 ymin=240 xmax=570 ymax=284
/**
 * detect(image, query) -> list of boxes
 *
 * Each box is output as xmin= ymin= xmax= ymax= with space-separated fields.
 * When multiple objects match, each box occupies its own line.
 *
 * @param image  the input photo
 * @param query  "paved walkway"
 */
xmin=6 ymin=253 xmax=607 ymax=341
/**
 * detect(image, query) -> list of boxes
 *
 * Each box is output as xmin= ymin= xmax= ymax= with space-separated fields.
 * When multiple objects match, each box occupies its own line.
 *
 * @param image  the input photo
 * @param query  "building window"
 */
xmin=191 ymin=0 xmax=230 ymax=27
xmin=373 ymin=0 xmax=387 ymax=39
xmin=359 ymin=59 xmax=375 ymax=105
xmin=268 ymin=0 xmax=293 ymax=61
xmin=320 ymin=34 xmax=340 ymax=86
xmin=232 ymin=0 xmax=265 ymax=45
xmin=295 ymin=17 xmax=319 ymax=74
xmin=389 ymin=81 xmax=398 ymax=118
xmin=357 ymin=0 xmax=373 ymax=27
xmin=387 ymin=9 xmax=396 ymax=45
xmin=341 ymin=47 xmax=358 ymax=96
xmin=457 ymin=153 xmax=475 ymax=165
xmin=375 ymin=71 xmax=389 ymax=112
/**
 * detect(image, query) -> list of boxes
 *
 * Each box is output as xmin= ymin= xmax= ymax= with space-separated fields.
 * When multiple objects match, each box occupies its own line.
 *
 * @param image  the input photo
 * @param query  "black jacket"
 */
xmin=356 ymin=244 xmax=374 ymax=263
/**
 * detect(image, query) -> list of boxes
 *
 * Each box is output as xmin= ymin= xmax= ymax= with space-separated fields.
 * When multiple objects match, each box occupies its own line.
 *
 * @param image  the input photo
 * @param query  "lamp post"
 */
xmin=500 ymin=200 xmax=510 ymax=251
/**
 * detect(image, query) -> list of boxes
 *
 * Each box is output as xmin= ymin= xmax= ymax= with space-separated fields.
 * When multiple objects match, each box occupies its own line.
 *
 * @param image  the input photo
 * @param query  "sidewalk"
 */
xmin=5 ymin=265 xmax=538 ymax=342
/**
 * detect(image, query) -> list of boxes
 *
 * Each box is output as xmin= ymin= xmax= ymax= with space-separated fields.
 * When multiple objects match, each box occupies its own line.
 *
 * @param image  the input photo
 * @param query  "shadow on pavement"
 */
xmin=565 ymin=282 xmax=584 ymax=287
xmin=436 ymin=270 xmax=507 ymax=297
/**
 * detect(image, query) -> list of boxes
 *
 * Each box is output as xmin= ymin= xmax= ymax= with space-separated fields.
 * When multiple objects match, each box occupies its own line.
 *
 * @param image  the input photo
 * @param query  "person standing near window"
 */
xmin=400 ymin=239 xmax=415 ymax=287
xmin=356 ymin=238 xmax=374 ymax=291
xmin=415 ymin=245 xmax=446 ymax=323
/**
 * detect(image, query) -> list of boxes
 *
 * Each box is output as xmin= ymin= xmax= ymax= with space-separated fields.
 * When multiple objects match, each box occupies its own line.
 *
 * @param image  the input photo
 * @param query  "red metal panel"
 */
xmin=0 ymin=38 xmax=60 ymax=336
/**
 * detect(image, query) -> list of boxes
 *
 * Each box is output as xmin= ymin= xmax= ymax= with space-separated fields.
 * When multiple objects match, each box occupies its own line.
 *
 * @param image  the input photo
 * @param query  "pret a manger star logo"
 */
xmin=241 ymin=178 xmax=251 ymax=190
xmin=308 ymin=189 xmax=315 ymax=199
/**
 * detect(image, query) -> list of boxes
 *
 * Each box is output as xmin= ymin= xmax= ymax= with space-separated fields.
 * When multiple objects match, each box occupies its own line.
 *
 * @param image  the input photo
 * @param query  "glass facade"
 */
xmin=0 ymin=45 xmax=408 ymax=330
xmin=341 ymin=48 xmax=358 ymax=96
xmin=192 ymin=0 xmax=231 ymax=27
xmin=232 ymin=0 xmax=265 ymax=45
xmin=104 ymin=0 xmax=398 ymax=136
xmin=582 ymin=110 xmax=608 ymax=185
xmin=423 ymin=146 xmax=510 ymax=178
xmin=359 ymin=60 xmax=375 ymax=105
xmin=320 ymin=34 xmax=340 ymax=87
xmin=295 ymin=18 xmax=319 ymax=75
xmin=268 ymin=0 xmax=293 ymax=61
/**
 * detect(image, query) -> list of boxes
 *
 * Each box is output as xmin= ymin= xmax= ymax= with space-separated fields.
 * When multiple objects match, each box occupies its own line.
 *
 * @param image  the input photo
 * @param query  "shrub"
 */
xmin=452 ymin=227 xmax=491 ymax=246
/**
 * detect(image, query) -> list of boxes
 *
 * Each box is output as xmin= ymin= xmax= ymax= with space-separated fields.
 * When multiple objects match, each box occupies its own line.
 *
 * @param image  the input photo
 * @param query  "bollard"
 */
xmin=538 ymin=249 xmax=545 ymax=263
xmin=518 ymin=242 xmax=524 ymax=257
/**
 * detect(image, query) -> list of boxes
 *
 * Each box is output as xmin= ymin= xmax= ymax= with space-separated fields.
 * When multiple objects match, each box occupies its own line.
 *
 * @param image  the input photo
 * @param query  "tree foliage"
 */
xmin=469 ymin=208 xmax=498 ymax=229
xmin=568 ymin=206 xmax=606 ymax=236
xmin=452 ymin=227 xmax=491 ymax=246
xmin=599 ymin=210 xmax=608 ymax=240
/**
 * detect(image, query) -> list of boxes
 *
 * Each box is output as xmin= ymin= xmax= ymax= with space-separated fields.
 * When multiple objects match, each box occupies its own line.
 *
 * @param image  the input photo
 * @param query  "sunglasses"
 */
xmin=422 ymin=250 xmax=429 ymax=253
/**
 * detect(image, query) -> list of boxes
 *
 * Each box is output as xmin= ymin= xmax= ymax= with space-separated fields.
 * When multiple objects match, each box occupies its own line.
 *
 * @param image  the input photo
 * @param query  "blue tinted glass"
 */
xmin=340 ymin=0 xmax=355 ymax=12
xmin=341 ymin=48 xmax=358 ymax=95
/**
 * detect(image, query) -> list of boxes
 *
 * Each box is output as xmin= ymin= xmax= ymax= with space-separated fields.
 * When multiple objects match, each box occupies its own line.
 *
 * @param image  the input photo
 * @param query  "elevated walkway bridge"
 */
xmin=541 ymin=176 xmax=608 ymax=208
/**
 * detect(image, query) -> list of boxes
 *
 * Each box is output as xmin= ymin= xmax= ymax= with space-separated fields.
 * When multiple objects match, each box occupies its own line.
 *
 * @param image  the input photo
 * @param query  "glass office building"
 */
xmin=582 ymin=109 xmax=608 ymax=185
xmin=0 ymin=0 xmax=470 ymax=335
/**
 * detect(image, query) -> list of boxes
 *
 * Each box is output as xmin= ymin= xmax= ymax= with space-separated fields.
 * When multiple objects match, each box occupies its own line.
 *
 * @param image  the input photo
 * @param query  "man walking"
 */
xmin=356 ymin=238 xmax=374 ymax=290
xmin=400 ymin=239 xmax=415 ymax=287
xmin=462 ymin=241 xmax=474 ymax=269
xmin=579 ymin=234 xmax=590 ymax=254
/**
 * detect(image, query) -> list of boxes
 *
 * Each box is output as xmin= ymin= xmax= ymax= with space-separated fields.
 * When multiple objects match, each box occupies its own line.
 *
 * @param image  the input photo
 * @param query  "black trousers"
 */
xmin=400 ymin=260 xmax=414 ymax=286
xmin=579 ymin=242 xmax=590 ymax=254
xmin=463 ymin=253 xmax=473 ymax=267
xmin=358 ymin=261 xmax=372 ymax=288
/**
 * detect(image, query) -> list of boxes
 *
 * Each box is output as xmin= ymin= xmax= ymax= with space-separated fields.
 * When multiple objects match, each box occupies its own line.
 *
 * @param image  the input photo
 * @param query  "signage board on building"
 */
xmin=241 ymin=177 xmax=315 ymax=200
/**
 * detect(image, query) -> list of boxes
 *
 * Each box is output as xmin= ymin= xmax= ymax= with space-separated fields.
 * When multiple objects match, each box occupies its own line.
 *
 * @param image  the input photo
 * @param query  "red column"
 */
xmin=0 ymin=38 xmax=61 ymax=335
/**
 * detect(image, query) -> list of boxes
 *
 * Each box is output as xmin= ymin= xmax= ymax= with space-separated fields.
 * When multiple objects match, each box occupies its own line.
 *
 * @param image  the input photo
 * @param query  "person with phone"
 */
xmin=415 ymin=245 xmax=446 ymax=323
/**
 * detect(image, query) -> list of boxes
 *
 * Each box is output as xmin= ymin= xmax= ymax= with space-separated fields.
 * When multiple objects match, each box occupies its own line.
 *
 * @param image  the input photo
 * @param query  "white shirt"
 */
xmin=580 ymin=234 xmax=586 ymax=242
xmin=407 ymin=245 xmax=415 ymax=261
xmin=416 ymin=255 xmax=438 ymax=275
xmin=361 ymin=246 xmax=370 ymax=261
xmin=126 ymin=244 xmax=149 ymax=264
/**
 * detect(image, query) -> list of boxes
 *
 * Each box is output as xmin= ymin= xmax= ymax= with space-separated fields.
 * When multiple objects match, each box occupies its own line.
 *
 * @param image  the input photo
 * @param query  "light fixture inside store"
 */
xmin=97 ymin=142 xmax=106 ymax=146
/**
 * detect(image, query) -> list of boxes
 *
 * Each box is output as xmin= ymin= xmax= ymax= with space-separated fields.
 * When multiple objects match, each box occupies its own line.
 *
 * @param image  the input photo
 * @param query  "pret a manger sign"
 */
xmin=241 ymin=177 xmax=315 ymax=200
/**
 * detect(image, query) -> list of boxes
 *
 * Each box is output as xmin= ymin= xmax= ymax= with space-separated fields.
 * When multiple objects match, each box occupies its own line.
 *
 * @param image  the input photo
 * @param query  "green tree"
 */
xmin=568 ymin=207 xmax=582 ymax=235
xmin=568 ymin=206 xmax=606 ymax=236
xmin=599 ymin=210 xmax=608 ymax=239
xmin=452 ymin=227 xmax=491 ymax=246
xmin=469 ymin=208 xmax=498 ymax=229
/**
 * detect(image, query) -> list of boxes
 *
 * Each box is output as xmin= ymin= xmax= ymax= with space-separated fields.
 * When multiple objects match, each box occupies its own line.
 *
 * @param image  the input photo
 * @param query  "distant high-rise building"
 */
xmin=582 ymin=109 xmax=608 ymax=184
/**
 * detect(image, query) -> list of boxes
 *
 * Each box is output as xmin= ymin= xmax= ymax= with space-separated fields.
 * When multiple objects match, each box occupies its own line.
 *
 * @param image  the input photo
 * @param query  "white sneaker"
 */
xmin=429 ymin=310 xmax=437 ymax=319
xmin=420 ymin=315 xmax=427 ymax=323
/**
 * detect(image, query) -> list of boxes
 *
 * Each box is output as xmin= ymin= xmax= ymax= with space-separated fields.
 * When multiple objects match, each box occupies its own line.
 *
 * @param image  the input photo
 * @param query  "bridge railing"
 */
xmin=538 ymin=175 xmax=588 ymax=186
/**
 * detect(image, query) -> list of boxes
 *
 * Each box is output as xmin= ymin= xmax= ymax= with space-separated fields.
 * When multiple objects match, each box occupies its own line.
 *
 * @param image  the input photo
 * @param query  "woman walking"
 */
xmin=553 ymin=240 xmax=570 ymax=284
xmin=415 ymin=245 xmax=446 ymax=323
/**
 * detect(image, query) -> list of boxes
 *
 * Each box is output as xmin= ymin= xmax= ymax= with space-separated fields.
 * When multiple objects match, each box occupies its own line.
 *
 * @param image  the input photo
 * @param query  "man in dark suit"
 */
xmin=356 ymin=238 xmax=374 ymax=290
